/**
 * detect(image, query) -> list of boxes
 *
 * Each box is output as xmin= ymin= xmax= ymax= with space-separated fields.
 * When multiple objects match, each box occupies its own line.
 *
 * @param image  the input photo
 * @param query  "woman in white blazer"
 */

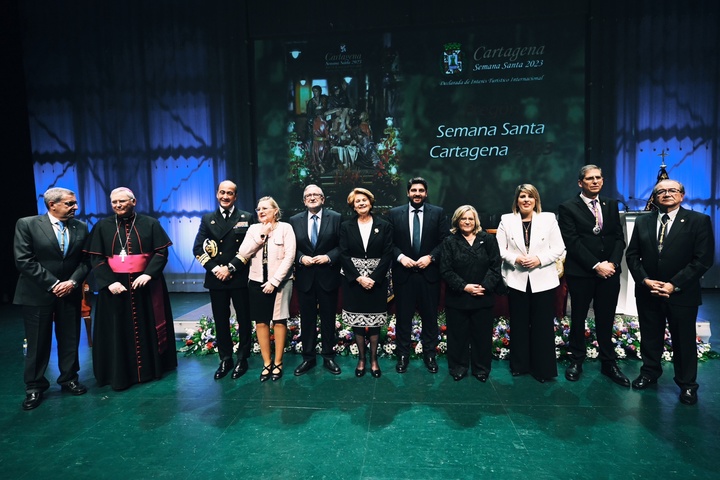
xmin=496 ymin=184 xmax=565 ymax=382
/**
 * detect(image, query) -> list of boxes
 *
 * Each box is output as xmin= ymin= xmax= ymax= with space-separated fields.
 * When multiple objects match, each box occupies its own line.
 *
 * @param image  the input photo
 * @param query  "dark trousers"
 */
xmin=445 ymin=305 xmax=493 ymax=375
xmin=637 ymin=298 xmax=699 ymax=391
xmin=508 ymin=284 xmax=557 ymax=379
xmin=565 ymin=274 xmax=620 ymax=364
xmin=297 ymin=285 xmax=339 ymax=360
xmin=394 ymin=272 xmax=440 ymax=358
xmin=23 ymin=301 xmax=81 ymax=393
xmin=209 ymin=288 xmax=251 ymax=362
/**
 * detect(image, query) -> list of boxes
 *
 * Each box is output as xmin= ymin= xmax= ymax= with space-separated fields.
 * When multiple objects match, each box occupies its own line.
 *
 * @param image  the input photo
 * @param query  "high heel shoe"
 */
xmin=271 ymin=363 xmax=283 ymax=381
xmin=260 ymin=364 xmax=273 ymax=382
xmin=371 ymin=368 xmax=381 ymax=378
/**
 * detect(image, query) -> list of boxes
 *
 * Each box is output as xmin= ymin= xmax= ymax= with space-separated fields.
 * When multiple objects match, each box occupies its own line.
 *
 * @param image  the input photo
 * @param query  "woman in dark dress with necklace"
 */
xmin=339 ymin=188 xmax=393 ymax=378
xmin=440 ymin=205 xmax=502 ymax=382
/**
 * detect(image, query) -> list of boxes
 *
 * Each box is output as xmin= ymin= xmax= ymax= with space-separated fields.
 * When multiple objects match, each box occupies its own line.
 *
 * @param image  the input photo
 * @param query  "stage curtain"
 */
xmin=595 ymin=0 xmax=720 ymax=286
xmin=20 ymin=1 xmax=254 ymax=291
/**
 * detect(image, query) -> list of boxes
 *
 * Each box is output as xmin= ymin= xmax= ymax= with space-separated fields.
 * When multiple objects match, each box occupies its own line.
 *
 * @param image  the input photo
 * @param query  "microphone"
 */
xmin=616 ymin=198 xmax=630 ymax=212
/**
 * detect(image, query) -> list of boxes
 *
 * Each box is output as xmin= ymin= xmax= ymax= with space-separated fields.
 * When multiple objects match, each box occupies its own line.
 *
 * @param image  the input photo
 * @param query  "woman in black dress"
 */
xmin=440 ymin=205 xmax=502 ymax=382
xmin=339 ymin=188 xmax=393 ymax=378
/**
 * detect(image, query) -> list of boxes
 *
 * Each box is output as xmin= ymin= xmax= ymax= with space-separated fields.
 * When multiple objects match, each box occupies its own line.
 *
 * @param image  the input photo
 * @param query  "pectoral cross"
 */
xmin=120 ymin=248 xmax=127 ymax=262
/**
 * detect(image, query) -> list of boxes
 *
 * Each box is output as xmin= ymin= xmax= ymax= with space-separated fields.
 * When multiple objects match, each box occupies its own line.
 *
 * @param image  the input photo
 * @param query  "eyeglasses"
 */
xmin=655 ymin=188 xmax=681 ymax=196
xmin=304 ymin=193 xmax=323 ymax=198
xmin=255 ymin=207 xmax=275 ymax=212
xmin=62 ymin=201 xmax=78 ymax=207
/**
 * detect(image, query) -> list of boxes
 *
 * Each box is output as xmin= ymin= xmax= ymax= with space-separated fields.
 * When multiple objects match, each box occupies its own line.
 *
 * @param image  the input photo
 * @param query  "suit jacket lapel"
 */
xmin=316 ymin=210 xmax=329 ymax=240
xmin=575 ymin=195 xmax=595 ymax=223
xmin=66 ymin=218 xmax=81 ymax=254
xmin=348 ymin=218 xmax=363 ymax=251
xmin=511 ymin=215 xmax=525 ymax=252
xmin=662 ymin=207 xmax=686 ymax=250
xmin=40 ymin=215 xmax=63 ymax=256
xmin=210 ymin=208 xmax=234 ymax=237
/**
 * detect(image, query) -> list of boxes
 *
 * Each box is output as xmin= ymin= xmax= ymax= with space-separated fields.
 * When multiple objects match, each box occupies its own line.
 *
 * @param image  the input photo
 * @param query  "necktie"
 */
xmin=57 ymin=221 xmax=67 ymax=255
xmin=310 ymin=214 xmax=318 ymax=248
xmin=412 ymin=209 xmax=421 ymax=257
xmin=591 ymin=200 xmax=603 ymax=229
xmin=658 ymin=214 xmax=670 ymax=249
xmin=223 ymin=209 xmax=230 ymax=220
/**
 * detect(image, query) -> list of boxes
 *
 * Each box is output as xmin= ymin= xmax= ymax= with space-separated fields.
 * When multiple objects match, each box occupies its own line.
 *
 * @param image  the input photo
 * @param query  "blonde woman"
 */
xmin=496 ymin=184 xmax=565 ymax=383
xmin=237 ymin=197 xmax=296 ymax=382
xmin=439 ymin=205 xmax=502 ymax=382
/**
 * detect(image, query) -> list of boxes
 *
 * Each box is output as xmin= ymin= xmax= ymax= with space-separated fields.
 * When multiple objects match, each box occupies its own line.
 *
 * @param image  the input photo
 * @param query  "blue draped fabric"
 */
xmin=21 ymin=1 xmax=253 ymax=292
xmin=609 ymin=1 xmax=719 ymax=285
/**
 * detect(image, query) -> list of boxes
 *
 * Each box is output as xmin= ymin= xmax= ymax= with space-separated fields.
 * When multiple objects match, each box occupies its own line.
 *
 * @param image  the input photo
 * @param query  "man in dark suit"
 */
xmin=558 ymin=165 xmax=630 ymax=386
xmin=290 ymin=184 xmax=343 ymax=376
xmin=14 ymin=187 xmax=89 ymax=410
xmin=193 ymin=180 xmax=253 ymax=380
xmin=626 ymin=179 xmax=714 ymax=405
xmin=388 ymin=177 xmax=450 ymax=374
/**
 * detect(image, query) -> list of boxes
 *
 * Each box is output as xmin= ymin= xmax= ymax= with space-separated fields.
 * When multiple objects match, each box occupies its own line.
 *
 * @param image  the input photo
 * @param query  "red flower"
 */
xmin=185 ymin=339 xmax=194 ymax=346
xmin=206 ymin=342 xmax=214 ymax=350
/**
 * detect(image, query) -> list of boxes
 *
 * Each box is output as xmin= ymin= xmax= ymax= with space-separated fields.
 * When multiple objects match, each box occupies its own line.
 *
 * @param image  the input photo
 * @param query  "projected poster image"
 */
xmin=256 ymin=18 xmax=585 ymax=223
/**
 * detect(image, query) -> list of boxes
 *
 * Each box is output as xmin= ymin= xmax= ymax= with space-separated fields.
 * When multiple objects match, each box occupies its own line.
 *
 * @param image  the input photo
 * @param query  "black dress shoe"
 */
xmin=371 ymin=367 xmax=381 ymax=378
xmin=601 ymin=363 xmax=630 ymax=387
xmin=396 ymin=355 xmax=409 ymax=374
xmin=452 ymin=372 xmax=467 ymax=381
xmin=61 ymin=380 xmax=88 ymax=395
xmin=631 ymin=374 xmax=657 ymax=390
xmin=355 ymin=367 xmax=366 ymax=377
xmin=231 ymin=359 xmax=249 ymax=379
xmin=424 ymin=356 xmax=439 ymax=374
xmin=323 ymin=358 xmax=341 ymax=375
xmin=473 ymin=372 xmax=489 ymax=383
xmin=679 ymin=388 xmax=698 ymax=405
xmin=22 ymin=392 xmax=43 ymax=410
xmin=294 ymin=360 xmax=317 ymax=376
xmin=632 ymin=374 xmax=657 ymax=390
xmin=214 ymin=359 xmax=234 ymax=380
xmin=565 ymin=362 xmax=582 ymax=382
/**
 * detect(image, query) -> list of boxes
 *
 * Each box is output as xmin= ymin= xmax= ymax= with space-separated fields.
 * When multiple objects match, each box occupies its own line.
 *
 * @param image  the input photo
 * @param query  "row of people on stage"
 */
xmin=14 ymin=187 xmax=177 ymax=410
xmin=14 ymin=165 xmax=714 ymax=411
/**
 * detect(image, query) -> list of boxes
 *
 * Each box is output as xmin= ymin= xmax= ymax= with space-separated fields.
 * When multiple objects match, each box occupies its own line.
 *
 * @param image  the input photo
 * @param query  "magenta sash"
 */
xmin=107 ymin=253 xmax=151 ymax=273
xmin=107 ymin=253 xmax=169 ymax=353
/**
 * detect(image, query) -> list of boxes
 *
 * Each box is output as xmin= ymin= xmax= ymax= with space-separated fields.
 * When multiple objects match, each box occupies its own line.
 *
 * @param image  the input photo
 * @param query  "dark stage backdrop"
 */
xmin=14 ymin=1 xmax=720 ymax=291
xmin=256 ymin=18 xmax=586 ymax=225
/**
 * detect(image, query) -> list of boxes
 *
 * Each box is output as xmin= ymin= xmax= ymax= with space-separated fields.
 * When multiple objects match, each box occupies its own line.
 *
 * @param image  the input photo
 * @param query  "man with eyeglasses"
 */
xmin=626 ymin=179 xmax=714 ymax=405
xmin=289 ymin=185 xmax=343 ymax=375
xmin=558 ymin=165 xmax=630 ymax=387
xmin=14 ymin=187 xmax=89 ymax=410
xmin=193 ymin=180 xmax=254 ymax=380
